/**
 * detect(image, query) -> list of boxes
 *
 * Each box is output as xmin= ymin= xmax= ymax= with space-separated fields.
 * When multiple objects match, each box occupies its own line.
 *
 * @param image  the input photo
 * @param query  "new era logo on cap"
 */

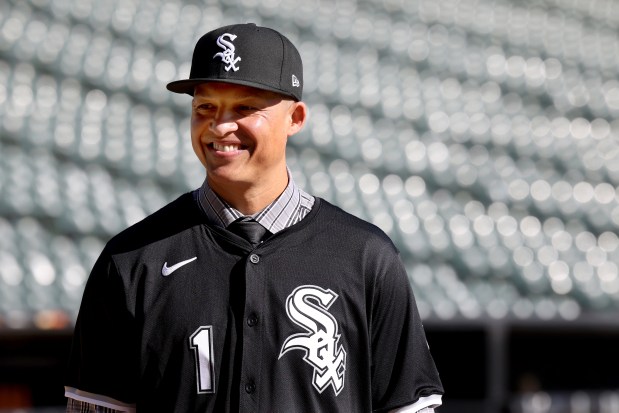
xmin=167 ymin=23 xmax=303 ymax=101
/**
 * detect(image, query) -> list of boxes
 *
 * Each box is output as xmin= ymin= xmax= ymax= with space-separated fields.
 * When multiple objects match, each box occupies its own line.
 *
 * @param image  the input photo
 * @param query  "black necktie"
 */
xmin=227 ymin=218 xmax=268 ymax=247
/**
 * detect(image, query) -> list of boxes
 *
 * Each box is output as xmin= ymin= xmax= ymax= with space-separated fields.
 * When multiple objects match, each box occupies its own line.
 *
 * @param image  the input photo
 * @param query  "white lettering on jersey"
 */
xmin=190 ymin=326 xmax=215 ymax=393
xmin=213 ymin=33 xmax=241 ymax=72
xmin=279 ymin=285 xmax=347 ymax=396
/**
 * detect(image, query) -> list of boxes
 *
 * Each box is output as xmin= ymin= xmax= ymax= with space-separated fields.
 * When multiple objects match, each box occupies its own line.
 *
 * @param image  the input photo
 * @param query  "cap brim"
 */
xmin=166 ymin=78 xmax=300 ymax=101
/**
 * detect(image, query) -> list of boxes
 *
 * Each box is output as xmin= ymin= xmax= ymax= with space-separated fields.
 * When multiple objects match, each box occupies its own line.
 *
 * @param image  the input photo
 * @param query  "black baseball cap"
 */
xmin=167 ymin=23 xmax=303 ymax=101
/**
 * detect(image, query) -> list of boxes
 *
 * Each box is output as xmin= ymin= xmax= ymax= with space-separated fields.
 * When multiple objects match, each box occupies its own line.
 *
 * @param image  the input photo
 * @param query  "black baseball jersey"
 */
xmin=65 ymin=193 xmax=443 ymax=412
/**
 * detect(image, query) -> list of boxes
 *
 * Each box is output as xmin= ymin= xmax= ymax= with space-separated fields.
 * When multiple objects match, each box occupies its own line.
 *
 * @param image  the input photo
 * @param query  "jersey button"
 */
xmin=249 ymin=254 xmax=260 ymax=264
xmin=245 ymin=381 xmax=256 ymax=394
xmin=247 ymin=314 xmax=258 ymax=327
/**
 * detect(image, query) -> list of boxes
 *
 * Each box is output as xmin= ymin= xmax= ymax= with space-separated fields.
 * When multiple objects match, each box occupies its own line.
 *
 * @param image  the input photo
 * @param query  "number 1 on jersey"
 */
xmin=190 ymin=326 xmax=216 ymax=393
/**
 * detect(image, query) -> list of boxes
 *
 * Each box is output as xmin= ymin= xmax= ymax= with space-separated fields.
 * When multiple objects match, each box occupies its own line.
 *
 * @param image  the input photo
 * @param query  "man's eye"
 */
xmin=195 ymin=104 xmax=214 ymax=111
xmin=239 ymin=105 xmax=258 ymax=112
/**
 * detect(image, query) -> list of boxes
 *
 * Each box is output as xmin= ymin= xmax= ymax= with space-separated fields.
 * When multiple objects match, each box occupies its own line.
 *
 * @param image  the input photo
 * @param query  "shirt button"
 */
xmin=247 ymin=314 xmax=259 ymax=327
xmin=249 ymin=254 xmax=260 ymax=264
xmin=245 ymin=381 xmax=256 ymax=394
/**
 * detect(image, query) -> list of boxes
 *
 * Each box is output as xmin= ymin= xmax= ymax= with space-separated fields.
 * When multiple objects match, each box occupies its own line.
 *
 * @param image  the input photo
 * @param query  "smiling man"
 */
xmin=64 ymin=23 xmax=444 ymax=413
xmin=191 ymin=82 xmax=305 ymax=214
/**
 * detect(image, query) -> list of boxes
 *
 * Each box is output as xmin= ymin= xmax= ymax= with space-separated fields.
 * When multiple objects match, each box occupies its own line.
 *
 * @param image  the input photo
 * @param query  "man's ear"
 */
xmin=287 ymin=101 xmax=308 ymax=137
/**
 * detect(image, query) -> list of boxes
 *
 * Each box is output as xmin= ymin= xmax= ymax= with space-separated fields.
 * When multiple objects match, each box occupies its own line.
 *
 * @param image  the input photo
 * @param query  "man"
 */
xmin=65 ymin=23 xmax=444 ymax=412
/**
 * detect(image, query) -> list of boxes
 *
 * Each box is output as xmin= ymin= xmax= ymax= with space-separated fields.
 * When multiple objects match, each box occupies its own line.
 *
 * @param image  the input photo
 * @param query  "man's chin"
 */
xmin=206 ymin=170 xmax=253 ymax=188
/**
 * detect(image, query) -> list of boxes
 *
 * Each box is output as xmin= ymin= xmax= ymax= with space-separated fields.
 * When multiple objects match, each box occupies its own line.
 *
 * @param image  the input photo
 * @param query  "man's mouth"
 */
xmin=211 ymin=142 xmax=245 ymax=152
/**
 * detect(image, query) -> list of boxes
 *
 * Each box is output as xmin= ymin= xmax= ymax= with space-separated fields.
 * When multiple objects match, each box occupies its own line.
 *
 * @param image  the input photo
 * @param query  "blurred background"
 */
xmin=1 ymin=0 xmax=618 ymax=412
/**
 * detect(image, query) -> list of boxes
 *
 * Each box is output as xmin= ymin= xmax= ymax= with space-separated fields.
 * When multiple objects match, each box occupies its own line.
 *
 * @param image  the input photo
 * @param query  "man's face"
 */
xmin=191 ymin=82 xmax=304 ymax=192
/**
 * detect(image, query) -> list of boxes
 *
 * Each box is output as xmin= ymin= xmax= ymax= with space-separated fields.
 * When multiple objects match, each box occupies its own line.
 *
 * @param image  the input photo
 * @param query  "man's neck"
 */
xmin=207 ymin=175 xmax=289 ymax=216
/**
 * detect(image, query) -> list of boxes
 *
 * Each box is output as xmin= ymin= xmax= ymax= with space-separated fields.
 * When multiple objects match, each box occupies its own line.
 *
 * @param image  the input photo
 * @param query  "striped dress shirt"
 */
xmin=195 ymin=170 xmax=315 ymax=233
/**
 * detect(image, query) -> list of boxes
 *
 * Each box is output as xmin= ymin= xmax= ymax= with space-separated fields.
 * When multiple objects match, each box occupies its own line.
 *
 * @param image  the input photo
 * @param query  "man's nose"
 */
xmin=209 ymin=110 xmax=238 ymax=136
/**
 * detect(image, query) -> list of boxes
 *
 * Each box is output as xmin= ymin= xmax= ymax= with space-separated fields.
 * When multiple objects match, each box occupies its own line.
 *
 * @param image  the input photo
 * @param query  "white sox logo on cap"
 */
xmin=213 ymin=33 xmax=241 ymax=72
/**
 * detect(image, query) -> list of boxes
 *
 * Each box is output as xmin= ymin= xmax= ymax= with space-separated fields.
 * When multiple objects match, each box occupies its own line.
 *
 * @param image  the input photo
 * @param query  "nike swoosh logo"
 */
xmin=162 ymin=257 xmax=197 ymax=276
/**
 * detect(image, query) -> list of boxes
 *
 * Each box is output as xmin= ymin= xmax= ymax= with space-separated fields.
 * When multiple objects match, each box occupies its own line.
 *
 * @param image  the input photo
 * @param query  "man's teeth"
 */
xmin=213 ymin=143 xmax=240 ymax=152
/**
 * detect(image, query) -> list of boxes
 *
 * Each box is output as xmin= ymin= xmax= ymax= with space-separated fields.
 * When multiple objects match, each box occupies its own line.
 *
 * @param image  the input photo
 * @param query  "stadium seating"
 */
xmin=2 ymin=0 xmax=619 ymax=327
xmin=2 ymin=0 xmax=619 ymax=411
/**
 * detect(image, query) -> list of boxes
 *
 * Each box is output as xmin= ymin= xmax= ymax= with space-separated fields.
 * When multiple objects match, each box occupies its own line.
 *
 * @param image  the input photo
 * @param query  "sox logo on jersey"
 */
xmin=279 ymin=285 xmax=347 ymax=396
xmin=213 ymin=33 xmax=241 ymax=72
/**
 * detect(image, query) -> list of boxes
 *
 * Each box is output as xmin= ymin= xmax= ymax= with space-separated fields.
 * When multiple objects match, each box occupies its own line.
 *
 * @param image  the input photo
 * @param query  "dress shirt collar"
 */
xmin=196 ymin=169 xmax=315 ymax=234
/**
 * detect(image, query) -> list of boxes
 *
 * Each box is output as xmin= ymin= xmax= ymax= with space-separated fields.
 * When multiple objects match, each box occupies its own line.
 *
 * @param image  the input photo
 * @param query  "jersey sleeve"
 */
xmin=65 ymin=247 xmax=138 ymax=409
xmin=369 ymin=252 xmax=444 ymax=412
xmin=66 ymin=397 xmax=130 ymax=413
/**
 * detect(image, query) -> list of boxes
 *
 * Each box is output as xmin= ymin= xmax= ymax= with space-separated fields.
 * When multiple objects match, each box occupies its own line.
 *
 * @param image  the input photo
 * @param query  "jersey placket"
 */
xmin=239 ymin=248 xmax=266 ymax=411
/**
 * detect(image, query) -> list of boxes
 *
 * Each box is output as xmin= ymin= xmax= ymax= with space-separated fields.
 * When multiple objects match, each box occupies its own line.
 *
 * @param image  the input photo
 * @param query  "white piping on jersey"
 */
xmin=65 ymin=387 xmax=136 ymax=412
xmin=388 ymin=394 xmax=443 ymax=413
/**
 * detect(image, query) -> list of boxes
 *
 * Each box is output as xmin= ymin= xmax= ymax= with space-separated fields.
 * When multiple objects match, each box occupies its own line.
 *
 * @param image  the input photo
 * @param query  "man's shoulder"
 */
xmin=105 ymin=191 xmax=204 ymax=254
xmin=314 ymin=198 xmax=398 ymax=251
